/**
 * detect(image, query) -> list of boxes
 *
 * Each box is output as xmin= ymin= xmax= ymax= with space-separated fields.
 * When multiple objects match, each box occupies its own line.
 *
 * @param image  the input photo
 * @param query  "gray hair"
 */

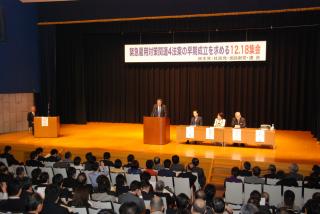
xmin=150 ymin=196 xmax=164 ymax=212
xmin=155 ymin=180 xmax=165 ymax=192
xmin=240 ymin=203 xmax=259 ymax=214
xmin=289 ymin=163 xmax=299 ymax=173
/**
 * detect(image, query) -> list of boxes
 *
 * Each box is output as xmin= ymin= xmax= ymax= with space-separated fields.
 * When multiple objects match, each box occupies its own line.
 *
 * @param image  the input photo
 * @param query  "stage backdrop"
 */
xmin=38 ymin=11 xmax=320 ymax=140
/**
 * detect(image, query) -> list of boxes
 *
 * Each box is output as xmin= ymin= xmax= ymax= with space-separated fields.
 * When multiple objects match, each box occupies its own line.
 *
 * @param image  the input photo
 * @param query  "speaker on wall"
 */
xmin=0 ymin=7 xmax=5 ymax=42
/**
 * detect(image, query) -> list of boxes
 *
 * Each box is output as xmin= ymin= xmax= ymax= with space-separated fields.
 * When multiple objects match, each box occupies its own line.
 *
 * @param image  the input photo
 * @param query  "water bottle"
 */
xmin=271 ymin=124 xmax=275 ymax=130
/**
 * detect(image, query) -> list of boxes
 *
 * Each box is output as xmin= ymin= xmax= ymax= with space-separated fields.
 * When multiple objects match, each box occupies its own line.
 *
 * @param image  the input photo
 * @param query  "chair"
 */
xmin=112 ymin=202 xmax=122 ymax=214
xmin=125 ymin=173 xmax=141 ymax=186
xmin=244 ymin=183 xmax=262 ymax=203
xmin=0 ymin=158 xmax=8 ymax=166
xmin=43 ymin=162 xmax=55 ymax=167
xmin=263 ymin=184 xmax=282 ymax=206
xmin=39 ymin=167 xmax=54 ymax=183
xmin=304 ymin=188 xmax=320 ymax=203
xmin=53 ymin=167 xmax=67 ymax=178
xmin=83 ymin=170 xmax=93 ymax=184
xmin=72 ymin=207 xmax=88 ymax=214
xmin=237 ymin=176 xmax=245 ymax=182
xmin=283 ymin=186 xmax=303 ymax=207
xmin=25 ymin=166 xmax=39 ymax=178
xmin=157 ymin=176 xmax=174 ymax=191
xmin=90 ymin=200 xmax=113 ymax=209
xmin=173 ymin=177 xmax=191 ymax=197
xmin=109 ymin=172 xmax=121 ymax=185
xmin=88 ymin=207 xmax=101 ymax=214
xmin=8 ymin=165 xmax=26 ymax=176
xmin=225 ymin=182 xmax=243 ymax=204
xmin=150 ymin=175 xmax=157 ymax=183
xmin=266 ymin=178 xmax=280 ymax=185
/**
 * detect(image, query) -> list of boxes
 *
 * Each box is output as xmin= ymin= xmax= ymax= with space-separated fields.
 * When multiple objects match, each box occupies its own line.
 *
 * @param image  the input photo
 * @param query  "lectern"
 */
xmin=143 ymin=117 xmax=170 ymax=145
xmin=34 ymin=116 xmax=60 ymax=138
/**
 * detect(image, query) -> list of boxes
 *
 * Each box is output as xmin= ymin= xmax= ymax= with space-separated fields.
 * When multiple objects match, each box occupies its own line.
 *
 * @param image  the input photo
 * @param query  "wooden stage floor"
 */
xmin=0 ymin=122 xmax=319 ymax=185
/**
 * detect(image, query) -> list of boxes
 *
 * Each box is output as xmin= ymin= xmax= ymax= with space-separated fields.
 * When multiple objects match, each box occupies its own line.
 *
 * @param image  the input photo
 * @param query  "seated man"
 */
xmin=63 ymin=167 xmax=77 ymax=189
xmin=102 ymin=152 xmax=114 ymax=167
xmin=41 ymin=185 xmax=69 ymax=214
xmin=45 ymin=149 xmax=61 ymax=162
xmin=178 ymin=163 xmax=197 ymax=188
xmin=145 ymin=160 xmax=158 ymax=176
xmin=224 ymin=167 xmax=242 ymax=187
xmin=128 ymin=160 xmax=142 ymax=174
xmin=231 ymin=112 xmax=246 ymax=128
xmin=244 ymin=166 xmax=265 ymax=184
xmin=26 ymin=151 xmax=44 ymax=167
xmin=190 ymin=110 xmax=203 ymax=126
xmin=170 ymin=155 xmax=184 ymax=172
xmin=158 ymin=159 xmax=175 ymax=177
xmin=150 ymin=196 xmax=165 ymax=214
xmin=0 ymin=145 xmax=20 ymax=166
xmin=0 ymin=179 xmax=26 ymax=213
xmin=118 ymin=181 xmax=145 ymax=213
xmin=153 ymin=157 xmax=164 ymax=171
xmin=264 ymin=164 xmax=277 ymax=179
xmin=191 ymin=158 xmax=206 ymax=188
xmin=88 ymin=162 xmax=103 ymax=188
xmin=239 ymin=161 xmax=252 ymax=177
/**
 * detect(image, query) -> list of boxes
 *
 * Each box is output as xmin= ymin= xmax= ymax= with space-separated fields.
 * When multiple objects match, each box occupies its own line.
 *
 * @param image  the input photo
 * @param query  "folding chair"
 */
xmin=173 ymin=177 xmax=191 ymax=198
xmin=225 ymin=182 xmax=243 ymax=205
xmin=125 ymin=173 xmax=141 ymax=186
xmin=263 ymin=184 xmax=282 ymax=206
xmin=244 ymin=183 xmax=262 ymax=203
xmin=283 ymin=186 xmax=303 ymax=207
xmin=53 ymin=167 xmax=68 ymax=178
xmin=157 ymin=176 xmax=174 ymax=192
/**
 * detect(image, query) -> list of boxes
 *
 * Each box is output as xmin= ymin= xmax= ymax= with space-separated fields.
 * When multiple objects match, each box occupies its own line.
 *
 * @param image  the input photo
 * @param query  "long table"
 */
xmin=176 ymin=126 xmax=275 ymax=148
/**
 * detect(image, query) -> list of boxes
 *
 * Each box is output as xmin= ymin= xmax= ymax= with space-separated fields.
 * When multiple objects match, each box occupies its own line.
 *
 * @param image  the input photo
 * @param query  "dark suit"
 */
xmin=178 ymin=171 xmax=197 ymax=187
xmin=45 ymin=155 xmax=60 ymax=162
xmin=0 ymin=153 xmax=20 ymax=166
xmin=151 ymin=104 xmax=168 ymax=117
xmin=27 ymin=112 xmax=36 ymax=135
xmin=192 ymin=166 xmax=206 ymax=187
xmin=190 ymin=116 xmax=203 ymax=126
xmin=231 ymin=117 xmax=246 ymax=128
xmin=41 ymin=201 xmax=70 ymax=214
xmin=158 ymin=168 xmax=176 ymax=177
xmin=26 ymin=159 xmax=44 ymax=167
xmin=0 ymin=198 xmax=26 ymax=213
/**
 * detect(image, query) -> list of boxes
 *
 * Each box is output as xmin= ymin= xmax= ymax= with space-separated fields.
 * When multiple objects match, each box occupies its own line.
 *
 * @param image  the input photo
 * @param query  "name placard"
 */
xmin=206 ymin=127 xmax=215 ymax=140
xmin=232 ymin=128 xmax=242 ymax=141
xmin=186 ymin=126 xmax=194 ymax=138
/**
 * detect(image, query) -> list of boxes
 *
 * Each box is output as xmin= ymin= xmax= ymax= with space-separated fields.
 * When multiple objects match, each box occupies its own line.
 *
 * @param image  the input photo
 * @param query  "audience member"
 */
xmin=154 ymin=180 xmax=170 ymax=198
xmin=31 ymin=168 xmax=42 ymax=185
xmin=244 ymin=166 xmax=264 ymax=184
xmin=239 ymin=161 xmax=252 ymax=177
xmin=158 ymin=159 xmax=175 ymax=177
xmin=145 ymin=160 xmax=158 ymax=176
xmin=224 ymin=167 xmax=242 ymax=187
xmin=150 ymin=196 xmax=164 ymax=214
xmin=76 ymin=172 xmax=93 ymax=193
xmin=278 ymin=190 xmax=300 ymax=213
xmin=128 ymin=160 xmax=142 ymax=174
xmin=63 ymin=167 xmax=77 ymax=189
xmin=88 ymin=161 xmax=103 ymax=188
xmin=91 ymin=175 xmax=116 ymax=202
xmin=170 ymin=155 xmax=184 ymax=172
xmin=119 ymin=202 xmax=139 ymax=214
xmin=73 ymin=156 xmax=83 ymax=170
xmin=41 ymin=184 xmax=69 ymax=214
xmin=25 ymin=192 xmax=44 ymax=214
xmin=191 ymin=158 xmax=206 ymax=188
xmin=141 ymin=180 xmax=154 ymax=200
xmin=123 ymin=154 xmax=135 ymax=168
xmin=153 ymin=157 xmax=164 ymax=171
xmin=102 ymin=152 xmax=114 ymax=167
xmin=115 ymin=174 xmax=129 ymax=196
xmin=45 ymin=149 xmax=61 ymax=162
xmin=0 ymin=145 xmax=20 ymax=166
xmin=110 ymin=159 xmax=125 ymax=173
xmin=264 ymin=164 xmax=277 ymax=179
xmin=118 ymin=180 xmax=145 ymax=213
xmin=67 ymin=186 xmax=91 ymax=208
xmin=240 ymin=203 xmax=259 ymax=214
xmin=53 ymin=151 xmax=72 ymax=168
xmin=178 ymin=163 xmax=197 ymax=188
xmin=204 ymin=184 xmax=216 ymax=208
xmin=35 ymin=147 xmax=45 ymax=162
xmin=176 ymin=193 xmax=191 ymax=214
xmin=26 ymin=151 xmax=44 ymax=167
xmin=0 ymin=179 xmax=25 ymax=212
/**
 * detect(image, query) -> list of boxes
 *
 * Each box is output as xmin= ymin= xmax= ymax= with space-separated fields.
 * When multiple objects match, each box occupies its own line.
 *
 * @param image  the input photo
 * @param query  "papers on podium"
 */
xmin=206 ymin=127 xmax=215 ymax=140
xmin=186 ymin=126 xmax=194 ymax=138
xmin=232 ymin=128 xmax=242 ymax=141
xmin=256 ymin=130 xmax=265 ymax=142
xmin=41 ymin=117 xmax=49 ymax=127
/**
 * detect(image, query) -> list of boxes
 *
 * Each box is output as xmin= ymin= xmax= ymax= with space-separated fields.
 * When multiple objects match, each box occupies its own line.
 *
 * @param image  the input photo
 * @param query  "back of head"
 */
xmin=163 ymin=159 xmax=171 ymax=169
xmin=16 ymin=166 xmax=25 ymax=177
xmin=268 ymin=164 xmax=277 ymax=174
xmin=146 ymin=160 xmax=154 ymax=169
xmin=155 ymin=180 xmax=165 ymax=192
xmin=252 ymin=166 xmax=261 ymax=176
xmin=192 ymin=158 xmax=199 ymax=167
xmin=30 ymin=151 xmax=38 ymax=160
xmin=150 ymin=196 xmax=164 ymax=212
xmin=77 ymin=172 xmax=87 ymax=185
xmin=67 ymin=167 xmax=76 ymax=178
xmin=204 ymin=184 xmax=216 ymax=201
xmin=140 ymin=171 xmax=151 ymax=183
xmin=116 ymin=174 xmax=126 ymax=186
xmin=45 ymin=184 xmax=60 ymax=203
xmin=96 ymin=174 xmax=111 ymax=193
xmin=289 ymin=163 xmax=299 ymax=173
xmin=64 ymin=151 xmax=72 ymax=159
xmin=249 ymin=190 xmax=261 ymax=207
xmin=4 ymin=145 xmax=12 ymax=153
xmin=194 ymin=190 xmax=206 ymax=200
xmin=39 ymin=172 xmax=49 ymax=184
xmin=241 ymin=203 xmax=259 ymax=214
xmin=26 ymin=193 xmax=43 ymax=213
xmin=73 ymin=186 xmax=90 ymax=205
xmin=213 ymin=197 xmax=225 ymax=214
xmin=244 ymin=161 xmax=251 ymax=170
xmin=31 ymin=168 xmax=42 ymax=180
xmin=103 ymin=152 xmax=111 ymax=160
xmin=50 ymin=148 xmax=58 ymax=156
xmin=231 ymin=167 xmax=240 ymax=177
xmin=74 ymin=156 xmax=81 ymax=165
xmin=192 ymin=199 xmax=206 ymax=214
xmin=85 ymin=152 xmax=93 ymax=161
xmin=131 ymin=160 xmax=139 ymax=169
xmin=129 ymin=180 xmax=141 ymax=192
xmin=8 ymin=179 xmax=22 ymax=196
xmin=176 ymin=193 xmax=190 ymax=210
xmin=172 ymin=155 xmax=180 ymax=164
xmin=92 ymin=161 xmax=100 ymax=171
xmin=35 ymin=147 xmax=43 ymax=155
xmin=52 ymin=174 xmax=64 ymax=186
xmin=284 ymin=190 xmax=295 ymax=207
xmin=114 ymin=159 xmax=122 ymax=169
xmin=119 ymin=202 xmax=139 ymax=214
xmin=127 ymin=154 xmax=135 ymax=163
xmin=154 ymin=157 xmax=160 ymax=165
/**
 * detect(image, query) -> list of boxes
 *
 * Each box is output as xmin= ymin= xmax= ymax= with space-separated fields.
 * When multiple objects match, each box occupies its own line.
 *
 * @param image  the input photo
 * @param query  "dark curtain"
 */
xmin=38 ymin=12 xmax=320 ymax=139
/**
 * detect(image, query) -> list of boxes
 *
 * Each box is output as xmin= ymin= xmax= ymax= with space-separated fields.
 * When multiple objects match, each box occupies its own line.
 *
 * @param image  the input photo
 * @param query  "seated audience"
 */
xmin=91 ymin=175 xmax=116 ymax=202
xmin=20 ymin=178 xmax=34 ymax=203
xmin=123 ymin=154 xmax=135 ymax=168
xmin=140 ymin=171 xmax=152 ymax=183
xmin=67 ymin=186 xmax=91 ymax=208
xmin=145 ymin=160 xmax=158 ymax=176
xmin=192 ymin=198 xmax=208 ymax=214
xmin=248 ymin=190 xmax=271 ymax=214
xmin=73 ymin=156 xmax=83 ymax=170
xmin=0 ymin=179 xmax=26 ymax=213
xmin=88 ymin=161 xmax=103 ymax=188
xmin=0 ymin=179 xmax=8 ymax=200
xmin=35 ymin=147 xmax=45 ymax=162
xmin=154 ymin=157 xmax=164 ymax=171
xmin=52 ymin=174 xmax=70 ymax=200
xmin=102 ymin=152 xmax=114 ymax=167
xmin=84 ymin=153 xmax=97 ymax=171
xmin=128 ymin=160 xmax=142 ymax=174
xmin=239 ymin=161 xmax=252 ymax=177
xmin=178 ymin=163 xmax=197 ymax=188
xmin=150 ymin=196 xmax=165 ymax=214
xmin=0 ymin=145 xmax=20 ymax=166
xmin=158 ymin=159 xmax=175 ymax=177
xmin=276 ymin=170 xmax=298 ymax=187
xmin=302 ymin=192 xmax=320 ymax=213
xmin=41 ymin=185 xmax=69 ymax=214
xmin=35 ymin=172 xmax=50 ymax=189
xmin=31 ymin=168 xmax=42 ymax=185
xmin=170 ymin=155 xmax=184 ymax=172
xmin=204 ymin=184 xmax=216 ymax=208
xmin=240 ymin=203 xmax=259 ymax=214
xmin=118 ymin=180 xmax=145 ymax=213
xmin=62 ymin=151 xmax=73 ymax=163
xmin=141 ymin=180 xmax=154 ymax=200
xmin=176 ymin=193 xmax=191 ymax=214
xmin=278 ymin=190 xmax=300 ymax=213
xmin=194 ymin=190 xmax=213 ymax=214
xmin=25 ymin=192 xmax=44 ymax=214
xmin=63 ymin=167 xmax=77 ymax=189
xmin=154 ymin=180 xmax=170 ymax=198
xmin=212 ymin=197 xmax=226 ymax=214
xmin=191 ymin=158 xmax=206 ymax=188
xmin=119 ymin=202 xmax=139 ymax=214
xmin=224 ymin=167 xmax=242 ymax=186
xmin=244 ymin=166 xmax=265 ymax=184
xmin=26 ymin=151 xmax=44 ymax=167
xmin=75 ymin=172 xmax=93 ymax=193
xmin=53 ymin=152 xmax=72 ymax=168
xmin=115 ymin=174 xmax=129 ymax=196
xmin=45 ymin=149 xmax=61 ymax=162
xmin=286 ymin=163 xmax=303 ymax=181
xmin=264 ymin=164 xmax=277 ymax=179
xmin=15 ymin=166 xmax=27 ymax=182
xmin=110 ymin=159 xmax=125 ymax=173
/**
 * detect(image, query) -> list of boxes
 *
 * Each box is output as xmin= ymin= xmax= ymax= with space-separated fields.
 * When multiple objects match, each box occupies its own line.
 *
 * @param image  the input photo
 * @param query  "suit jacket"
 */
xmin=0 ymin=198 xmax=26 ymax=213
xmin=158 ymin=168 xmax=176 ymax=177
xmin=41 ymin=201 xmax=70 ymax=214
xmin=190 ymin=116 xmax=203 ymax=126
xmin=0 ymin=153 xmax=20 ymax=166
xmin=26 ymin=159 xmax=44 ymax=167
xmin=151 ymin=104 xmax=168 ymax=117
xmin=231 ymin=117 xmax=246 ymax=128
xmin=192 ymin=167 xmax=206 ymax=187
xmin=244 ymin=175 xmax=265 ymax=184
xmin=27 ymin=112 xmax=35 ymax=127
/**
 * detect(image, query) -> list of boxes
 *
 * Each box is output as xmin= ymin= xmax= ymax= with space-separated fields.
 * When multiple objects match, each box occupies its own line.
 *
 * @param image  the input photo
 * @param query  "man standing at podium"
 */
xmin=27 ymin=105 xmax=36 ymax=135
xmin=151 ymin=98 xmax=167 ymax=117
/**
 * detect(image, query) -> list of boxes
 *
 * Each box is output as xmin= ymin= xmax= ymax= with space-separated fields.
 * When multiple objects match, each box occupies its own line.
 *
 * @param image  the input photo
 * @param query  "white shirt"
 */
xmin=214 ymin=118 xmax=226 ymax=127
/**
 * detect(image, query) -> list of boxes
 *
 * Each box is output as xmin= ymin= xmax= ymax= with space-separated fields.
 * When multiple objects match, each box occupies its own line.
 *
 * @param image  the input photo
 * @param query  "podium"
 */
xmin=143 ymin=117 xmax=170 ymax=145
xmin=34 ymin=116 xmax=60 ymax=138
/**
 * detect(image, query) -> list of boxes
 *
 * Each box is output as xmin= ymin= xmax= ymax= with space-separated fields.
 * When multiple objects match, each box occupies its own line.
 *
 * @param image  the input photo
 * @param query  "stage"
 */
xmin=0 ymin=122 xmax=319 ymax=185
